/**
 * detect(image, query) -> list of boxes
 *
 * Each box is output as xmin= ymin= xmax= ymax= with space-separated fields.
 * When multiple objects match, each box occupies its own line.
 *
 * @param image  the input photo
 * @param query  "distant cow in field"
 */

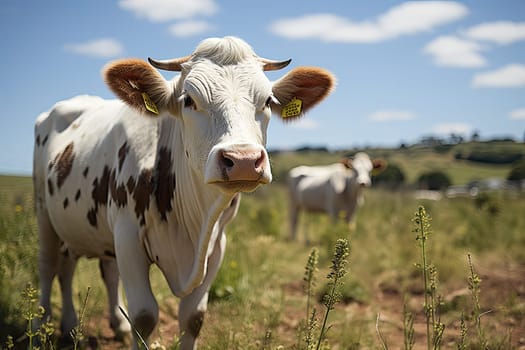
xmin=287 ymin=153 xmax=386 ymax=240
xmin=33 ymin=36 xmax=335 ymax=350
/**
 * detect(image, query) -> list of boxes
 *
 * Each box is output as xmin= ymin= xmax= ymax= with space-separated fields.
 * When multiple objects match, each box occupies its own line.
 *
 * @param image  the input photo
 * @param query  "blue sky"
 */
xmin=1 ymin=0 xmax=524 ymax=175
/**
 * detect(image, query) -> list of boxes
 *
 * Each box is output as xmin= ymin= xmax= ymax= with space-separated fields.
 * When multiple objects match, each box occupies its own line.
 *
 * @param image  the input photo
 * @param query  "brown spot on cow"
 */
xmin=92 ymin=166 xmax=110 ymax=206
xmin=87 ymin=166 xmax=111 ymax=228
xmin=75 ymin=189 xmax=81 ymax=202
xmin=36 ymin=134 xmax=41 ymax=147
xmin=118 ymin=142 xmax=129 ymax=172
xmin=47 ymin=178 xmax=54 ymax=196
xmin=110 ymin=169 xmax=127 ymax=207
xmin=155 ymin=147 xmax=176 ymax=221
xmin=83 ymin=167 xmax=89 ymax=178
xmin=87 ymin=208 xmax=97 ymax=227
xmin=49 ymin=152 xmax=60 ymax=173
xmin=133 ymin=169 xmax=153 ymax=226
xmin=63 ymin=197 xmax=69 ymax=209
xmin=56 ymin=143 xmax=75 ymax=189
xmin=127 ymin=176 xmax=136 ymax=194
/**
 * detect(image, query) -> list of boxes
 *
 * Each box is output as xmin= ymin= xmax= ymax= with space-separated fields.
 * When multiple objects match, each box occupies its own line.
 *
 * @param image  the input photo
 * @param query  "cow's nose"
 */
xmin=219 ymin=148 xmax=268 ymax=182
xmin=358 ymin=179 xmax=371 ymax=188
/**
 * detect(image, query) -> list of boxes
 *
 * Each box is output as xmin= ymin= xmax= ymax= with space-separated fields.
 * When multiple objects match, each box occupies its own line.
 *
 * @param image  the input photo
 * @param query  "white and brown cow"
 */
xmin=33 ymin=36 xmax=335 ymax=349
xmin=287 ymin=152 xmax=386 ymax=240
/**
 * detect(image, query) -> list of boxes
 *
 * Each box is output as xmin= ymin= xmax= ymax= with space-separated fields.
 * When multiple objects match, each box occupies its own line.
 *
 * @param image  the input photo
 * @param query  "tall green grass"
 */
xmin=0 ymin=176 xmax=39 ymax=340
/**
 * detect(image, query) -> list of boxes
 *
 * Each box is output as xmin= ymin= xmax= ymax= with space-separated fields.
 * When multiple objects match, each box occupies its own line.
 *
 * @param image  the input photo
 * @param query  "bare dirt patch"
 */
xmin=81 ymin=263 xmax=525 ymax=349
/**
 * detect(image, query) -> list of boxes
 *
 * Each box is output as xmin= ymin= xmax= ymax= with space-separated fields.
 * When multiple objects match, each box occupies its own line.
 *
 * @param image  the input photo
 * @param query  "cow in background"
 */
xmin=287 ymin=152 xmax=386 ymax=240
xmin=33 ymin=36 xmax=335 ymax=350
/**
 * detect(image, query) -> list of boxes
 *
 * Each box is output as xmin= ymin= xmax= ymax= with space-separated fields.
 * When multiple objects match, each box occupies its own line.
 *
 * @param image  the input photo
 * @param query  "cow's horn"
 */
xmin=261 ymin=58 xmax=292 ymax=71
xmin=148 ymin=55 xmax=191 ymax=71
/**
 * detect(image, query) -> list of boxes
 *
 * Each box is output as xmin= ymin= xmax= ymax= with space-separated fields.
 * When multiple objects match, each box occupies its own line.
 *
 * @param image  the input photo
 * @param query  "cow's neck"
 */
xmin=148 ymin=116 xmax=233 ymax=296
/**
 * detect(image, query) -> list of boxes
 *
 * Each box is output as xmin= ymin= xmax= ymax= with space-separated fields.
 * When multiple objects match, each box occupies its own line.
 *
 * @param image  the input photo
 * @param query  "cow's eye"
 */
xmin=184 ymin=95 xmax=195 ymax=109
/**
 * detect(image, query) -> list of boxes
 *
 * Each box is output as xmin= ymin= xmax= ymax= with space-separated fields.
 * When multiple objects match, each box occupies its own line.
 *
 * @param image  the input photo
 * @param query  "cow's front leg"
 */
xmin=99 ymin=258 xmax=131 ymax=339
xmin=114 ymin=220 xmax=158 ymax=350
xmin=179 ymin=234 xmax=226 ymax=350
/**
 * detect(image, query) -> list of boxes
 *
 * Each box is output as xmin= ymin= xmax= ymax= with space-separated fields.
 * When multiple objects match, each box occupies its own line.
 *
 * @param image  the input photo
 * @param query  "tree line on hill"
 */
xmin=372 ymin=161 xmax=525 ymax=191
xmin=373 ymin=161 xmax=525 ymax=191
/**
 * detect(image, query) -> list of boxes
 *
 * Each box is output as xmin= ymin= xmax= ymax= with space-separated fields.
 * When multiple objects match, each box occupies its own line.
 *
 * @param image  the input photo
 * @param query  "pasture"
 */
xmin=1 ymin=145 xmax=524 ymax=349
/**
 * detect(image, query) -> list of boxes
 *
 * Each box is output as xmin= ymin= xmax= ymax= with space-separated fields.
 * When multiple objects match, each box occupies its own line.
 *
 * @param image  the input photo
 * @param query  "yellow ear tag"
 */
xmin=281 ymin=98 xmax=302 ymax=119
xmin=142 ymin=92 xmax=159 ymax=115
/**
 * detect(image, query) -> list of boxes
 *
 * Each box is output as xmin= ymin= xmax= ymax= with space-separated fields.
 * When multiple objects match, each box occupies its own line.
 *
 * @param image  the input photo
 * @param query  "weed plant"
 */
xmin=413 ymin=206 xmax=444 ymax=350
xmin=299 ymin=239 xmax=349 ymax=350
xmin=403 ymin=299 xmax=415 ymax=350
xmin=467 ymin=253 xmax=487 ymax=349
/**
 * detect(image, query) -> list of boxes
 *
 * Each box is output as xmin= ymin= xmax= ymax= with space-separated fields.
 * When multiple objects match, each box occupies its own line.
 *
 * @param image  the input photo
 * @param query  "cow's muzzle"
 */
xmin=206 ymin=144 xmax=272 ymax=192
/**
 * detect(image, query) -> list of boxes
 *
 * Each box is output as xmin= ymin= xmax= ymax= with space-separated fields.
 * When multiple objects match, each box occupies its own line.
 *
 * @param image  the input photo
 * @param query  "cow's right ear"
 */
xmin=372 ymin=159 xmax=387 ymax=176
xmin=103 ymin=59 xmax=173 ymax=116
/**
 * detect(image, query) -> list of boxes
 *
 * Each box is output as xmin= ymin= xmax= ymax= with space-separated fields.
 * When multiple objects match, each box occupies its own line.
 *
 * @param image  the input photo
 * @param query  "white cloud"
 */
xmin=269 ymin=2 xmax=468 ymax=43
xmin=169 ymin=20 xmax=214 ymax=37
xmin=64 ymin=38 xmax=124 ymax=58
xmin=368 ymin=110 xmax=415 ymax=121
xmin=423 ymin=35 xmax=486 ymax=68
xmin=464 ymin=21 xmax=525 ymax=45
xmin=472 ymin=64 xmax=525 ymax=88
xmin=270 ymin=14 xmax=382 ymax=43
xmin=119 ymin=0 xmax=217 ymax=22
xmin=510 ymin=108 xmax=525 ymax=120
xmin=289 ymin=118 xmax=319 ymax=130
xmin=433 ymin=123 xmax=471 ymax=135
xmin=377 ymin=2 xmax=468 ymax=37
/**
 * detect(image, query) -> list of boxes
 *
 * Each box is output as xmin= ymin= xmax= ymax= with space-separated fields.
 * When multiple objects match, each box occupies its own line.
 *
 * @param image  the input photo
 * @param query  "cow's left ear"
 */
xmin=104 ymin=59 xmax=173 ymax=116
xmin=371 ymin=159 xmax=387 ymax=176
xmin=339 ymin=158 xmax=353 ymax=169
xmin=271 ymin=67 xmax=335 ymax=121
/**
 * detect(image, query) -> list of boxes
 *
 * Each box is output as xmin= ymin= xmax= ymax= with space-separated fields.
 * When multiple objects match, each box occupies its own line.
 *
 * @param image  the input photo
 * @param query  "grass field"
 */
xmin=1 ymin=144 xmax=524 ymax=349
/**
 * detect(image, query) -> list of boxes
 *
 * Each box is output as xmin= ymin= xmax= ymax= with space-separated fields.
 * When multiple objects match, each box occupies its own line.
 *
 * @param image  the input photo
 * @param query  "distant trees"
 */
xmin=418 ymin=133 xmax=466 ymax=147
xmin=415 ymin=133 xmax=522 ymax=149
xmin=373 ymin=163 xmax=405 ymax=189
xmin=471 ymin=130 xmax=480 ymax=142
xmin=448 ymin=133 xmax=465 ymax=144
xmin=507 ymin=161 xmax=525 ymax=181
xmin=455 ymin=150 xmax=523 ymax=164
xmin=416 ymin=171 xmax=452 ymax=191
xmin=294 ymin=145 xmax=329 ymax=153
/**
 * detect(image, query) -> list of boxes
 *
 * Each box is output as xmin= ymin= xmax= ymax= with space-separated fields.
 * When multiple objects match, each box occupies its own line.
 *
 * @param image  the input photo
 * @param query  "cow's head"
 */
xmin=341 ymin=153 xmax=387 ymax=187
xmin=104 ymin=36 xmax=335 ymax=194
